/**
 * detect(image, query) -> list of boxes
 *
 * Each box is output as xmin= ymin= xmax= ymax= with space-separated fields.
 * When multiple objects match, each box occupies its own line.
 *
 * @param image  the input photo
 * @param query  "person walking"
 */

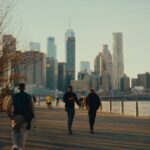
xmin=46 ymin=95 xmax=53 ymax=109
xmin=56 ymin=97 xmax=59 ymax=106
xmin=63 ymin=86 xmax=80 ymax=135
xmin=7 ymin=83 xmax=34 ymax=150
xmin=86 ymin=89 xmax=102 ymax=134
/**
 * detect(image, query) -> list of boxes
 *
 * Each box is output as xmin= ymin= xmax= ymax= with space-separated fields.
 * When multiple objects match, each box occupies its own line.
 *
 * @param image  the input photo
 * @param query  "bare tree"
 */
xmin=0 ymin=0 xmax=45 ymax=89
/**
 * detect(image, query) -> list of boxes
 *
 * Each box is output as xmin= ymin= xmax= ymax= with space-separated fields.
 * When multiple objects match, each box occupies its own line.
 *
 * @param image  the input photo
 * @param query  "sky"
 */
xmin=13 ymin=0 xmax=150 ymax=79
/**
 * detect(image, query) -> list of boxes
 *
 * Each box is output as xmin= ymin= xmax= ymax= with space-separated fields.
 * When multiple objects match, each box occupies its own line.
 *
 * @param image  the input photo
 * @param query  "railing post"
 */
xmin=110 ymin=99 xmax=112 ymax=113
xmin=121 ymin=100 xmax=124 ymax=115
xmin=136 ymin=101 xmax=139 ymax=117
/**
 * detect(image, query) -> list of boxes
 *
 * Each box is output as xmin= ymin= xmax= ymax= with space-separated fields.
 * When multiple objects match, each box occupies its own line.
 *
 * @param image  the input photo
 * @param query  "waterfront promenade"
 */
xmin=0 ymin=104 xmax=150 ymax=150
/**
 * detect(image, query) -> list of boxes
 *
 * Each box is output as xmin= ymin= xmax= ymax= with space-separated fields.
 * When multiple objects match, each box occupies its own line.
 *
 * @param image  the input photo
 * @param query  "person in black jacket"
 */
xmin=86 ymin=89 xmax=102 ymax=134
xmin=7 ymin=83 xmax=34 ymax=150
xmin=63 ymin=85 xmax=80 ymax=135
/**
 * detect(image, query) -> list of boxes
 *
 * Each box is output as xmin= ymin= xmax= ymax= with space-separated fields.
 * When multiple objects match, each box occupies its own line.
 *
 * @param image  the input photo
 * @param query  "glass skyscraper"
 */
xmin=80 ymin=61 xmax=91 ymax=74
xmin=65 ymin=29 xmax=75 ymax=87
xmin=112 ymin=32 xmax=124 ymax=90
xmin=29 ymin=42 xmax=41 ymax=51
xmin=47 ymin=37 xmax=57 ymax=59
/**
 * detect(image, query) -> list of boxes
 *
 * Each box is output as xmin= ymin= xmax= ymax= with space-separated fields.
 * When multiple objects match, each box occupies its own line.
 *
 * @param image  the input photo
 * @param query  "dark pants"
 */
xmin=88 ymin=110 xmax=97 ymax=130
xmin=66 ymin=108 xmax=75 ymax=131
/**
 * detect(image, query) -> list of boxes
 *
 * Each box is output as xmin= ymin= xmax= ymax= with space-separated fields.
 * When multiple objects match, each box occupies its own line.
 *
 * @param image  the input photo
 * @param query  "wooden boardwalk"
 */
xmin=0 ymin=107 xmax=150 ymax=150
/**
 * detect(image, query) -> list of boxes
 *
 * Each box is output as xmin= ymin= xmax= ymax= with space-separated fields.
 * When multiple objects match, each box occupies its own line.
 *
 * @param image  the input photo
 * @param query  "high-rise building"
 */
xmin=112 ymin=32 xmax=124 ymax=90
xmin=131 ymin=72 xmax=150 ymax=90
xmin=65 ymin=28 xmax=75 ymax=87
xmin=29 ymin=42 xmax=41 ymax=51
xmin=46 ymin=57 xmax=58 ymax=90
xmin=58 ymin=62 xmax=67 ymax=91
xmin=47 ymin=37 xmax=57 ymax=59
xmin=101 ymin=44 xmax=112 ymax=76
xmin=101 ymin=72 xmax=111 ymax=91
xmin=15 ymin=51 xmax=46 ymax=87
xmin=2 ymin=35 xmax=16 ymax=54
xmin=94 ymin=53 xmax=101 ymax=76
xmin=71 ymin=80 xmax=90 ymax=91
xmin=101 ymin=44 xmax=112 ymax=91
xmin=80 ymin=61 xmax=91 ymax=74
xmin=120 ymin=74 xmax=130 ymax=92
xmin=137 ymin=72 xmax=150 ymax=89
xmin=90 ymin=72 xmax=100 ymax=91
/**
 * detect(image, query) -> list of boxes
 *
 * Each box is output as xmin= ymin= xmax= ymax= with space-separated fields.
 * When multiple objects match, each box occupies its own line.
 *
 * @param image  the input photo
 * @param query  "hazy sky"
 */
xmin=14 ymin=0 xmax=150 ymax=79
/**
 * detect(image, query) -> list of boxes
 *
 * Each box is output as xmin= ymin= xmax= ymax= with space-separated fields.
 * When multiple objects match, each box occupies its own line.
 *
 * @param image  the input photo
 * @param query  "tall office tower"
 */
xmin=90 ymin=72 xmax=100 ymax=91
xmin=101 ymin=44 xmax=112 ymax=76
xmin=94 ymin=52 xmax=101 ymax=76
xmin=101 ymin=44 xmax=112 ymax=91
xmin=137 ymin=72 xmax=150 ymax=89
xmin=2 ymin=35 xmax=16 ymax=54
xmin=15 ymin=51 xmax=46 ymax=87
xmin=46 ymin=57 xmax=58 ymax=90
xmin=58 ymin=62 xmax=67 ymax=91
xmin=112 ymin=32 xmax=124 ymax=90
xmin=29 ymin=42 xmax=41 ymax=51
xmin=47 ymin=37 xmax=57 ymax=59
xmin=80 ymin=61 xmax=91 ymax=74
xmin=65 ymin=28 xmax=75 ymax=87
xmin=120 ymin=74 xmax=130 ymax=92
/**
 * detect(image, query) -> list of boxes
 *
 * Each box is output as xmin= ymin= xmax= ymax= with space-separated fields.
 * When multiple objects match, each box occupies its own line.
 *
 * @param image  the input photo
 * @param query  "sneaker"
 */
xmin=12 ymin=145 xmax=19 ymax=150
xmin=90 ymin=129 xmax=94 ymax=134
xmin=69 ymin=130 xmax=73 ymax=135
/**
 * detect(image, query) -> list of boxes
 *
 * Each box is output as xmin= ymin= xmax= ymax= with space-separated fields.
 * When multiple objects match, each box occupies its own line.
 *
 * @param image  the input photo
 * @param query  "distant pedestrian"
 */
xmin=56 ymin=97 xmax=59 ymax=106
xmin=79 ymin=96 xmax=85 ymax=109
xmin=7 ymin=83 xmax=34 ymax=150
xmin=32 ymin=95 xmax=37 ymax=104
xmin=86 ymin=89 xmax=102 ymax=134
xmin=46 ymin=95 xmax=53 ymax=109
xmin=63 ymin=86 xmax=80 ymax=135
xmin=37 ymin=97 xmax=40 ymax=106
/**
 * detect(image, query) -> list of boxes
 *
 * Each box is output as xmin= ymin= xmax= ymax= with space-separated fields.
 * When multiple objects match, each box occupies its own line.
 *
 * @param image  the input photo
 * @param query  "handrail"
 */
xmin=100 ymin=95 xmax=150 ymax=101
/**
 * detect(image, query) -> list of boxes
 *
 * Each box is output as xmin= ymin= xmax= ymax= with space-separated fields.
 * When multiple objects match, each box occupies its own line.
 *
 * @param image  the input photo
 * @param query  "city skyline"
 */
xmin=13 ymin=0 xmax=150 ymax=79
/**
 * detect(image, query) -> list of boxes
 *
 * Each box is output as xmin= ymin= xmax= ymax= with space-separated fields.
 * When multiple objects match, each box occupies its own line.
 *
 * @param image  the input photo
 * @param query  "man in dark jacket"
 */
xmin=7 ymin=83 xmax=34 ymax=150
xmin=63 ymin=85 xmax=80 ymax=135
xmin=86 ymin=89 xmax=102 ymax=134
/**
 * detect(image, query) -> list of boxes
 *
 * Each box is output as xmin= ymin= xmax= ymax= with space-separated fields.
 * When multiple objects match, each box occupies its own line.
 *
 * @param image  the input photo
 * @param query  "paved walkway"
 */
xmin=0 ymin=106 xmax=150 ymax=150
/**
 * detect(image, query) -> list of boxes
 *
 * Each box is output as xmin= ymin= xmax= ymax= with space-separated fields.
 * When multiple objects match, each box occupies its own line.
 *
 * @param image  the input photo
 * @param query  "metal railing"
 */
xmin=100 ymin=95 xmax=150 ymax=117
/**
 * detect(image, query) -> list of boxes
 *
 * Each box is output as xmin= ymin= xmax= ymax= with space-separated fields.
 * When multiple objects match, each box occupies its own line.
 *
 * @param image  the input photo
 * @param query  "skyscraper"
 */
xmin=29 ymin=42 xmax=41 ymax=51
xmin=46 ymin=57 xmax=58 ymax=90
xmin=15 ymin=51 xmax=46 ymax=87
xmin=94 ymin=53 xmax=101 ymax=76
xmin=101 ymin=44 xmax=112 ymax=91
xmin=80 ymin=61 xmax=91 ymax=74
xmin=2 ymin=35 xmax=16 ymax=54
xmin=101 ymin=44 xmax=112 ymax=76
xmin=65 ymin=28 xmax=75 ymax=87
xmin=47 ymin=37 xmax=57 ymax=59
xmin=120 ymin=74 xmax=130 ymax=92
xmin=58 ymin=62 xmax=67 ymax=91
xmin=112 ymin=32 xmax=124 ymax=90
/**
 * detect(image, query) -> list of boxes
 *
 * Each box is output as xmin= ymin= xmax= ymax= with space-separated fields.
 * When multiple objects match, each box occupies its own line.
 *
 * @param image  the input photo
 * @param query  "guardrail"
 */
xmin=100 ymin=95 xmax=150 ymax=117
